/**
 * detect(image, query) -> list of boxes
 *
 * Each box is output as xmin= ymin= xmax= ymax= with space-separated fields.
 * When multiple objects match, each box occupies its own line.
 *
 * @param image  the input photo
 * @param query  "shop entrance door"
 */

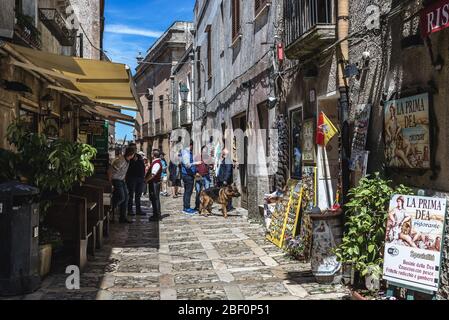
xmin=232 ymin=114 xmax=248 ymax=210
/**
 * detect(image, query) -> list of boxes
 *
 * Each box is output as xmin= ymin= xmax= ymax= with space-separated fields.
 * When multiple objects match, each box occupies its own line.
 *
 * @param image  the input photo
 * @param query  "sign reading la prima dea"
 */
xmin=384 ymin=93 xmax=430 ymax=169
xmin=383 ymin=195 xmax=446 ymax=293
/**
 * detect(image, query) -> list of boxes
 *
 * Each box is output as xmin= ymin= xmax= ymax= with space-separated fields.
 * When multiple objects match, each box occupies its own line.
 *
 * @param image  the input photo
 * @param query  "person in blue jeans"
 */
xmin=194 ymin=145 xmax=212 ymax=211
xmin=108 ymin=147 xmax=136 ymax=224
xmin=181 ymin=140 xmax=201 ymax=214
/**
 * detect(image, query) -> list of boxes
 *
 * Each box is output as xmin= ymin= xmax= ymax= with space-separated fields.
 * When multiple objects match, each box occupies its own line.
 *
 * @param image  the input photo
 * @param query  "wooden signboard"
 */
xmin=266 ymin=179 xmax=304 ymax=249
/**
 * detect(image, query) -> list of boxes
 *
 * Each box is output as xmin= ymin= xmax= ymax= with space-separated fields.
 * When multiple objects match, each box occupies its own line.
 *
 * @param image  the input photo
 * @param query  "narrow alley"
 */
xmin=9 ymin=197 xmax=349 ymax=301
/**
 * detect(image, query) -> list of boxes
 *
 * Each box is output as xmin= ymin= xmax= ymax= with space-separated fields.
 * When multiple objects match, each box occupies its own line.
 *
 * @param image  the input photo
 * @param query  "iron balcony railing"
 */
xmin=284 ymin=0 xmax=335 ymax=48
xmin=39 ymin=8 xmax=77 ymax=46
xmin=15 ymin=12 xmax=42 ymax=49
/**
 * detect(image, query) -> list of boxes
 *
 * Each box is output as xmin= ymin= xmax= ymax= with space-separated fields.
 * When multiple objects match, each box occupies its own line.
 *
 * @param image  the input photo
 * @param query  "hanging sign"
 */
xmin=383 ymin=195 xmax=447 ymax=293
xmin=384 ymin=93 xmax=430 ymax=169
xmin=420 ymin=0 xmax=449 ymax=38
xmin=349 ymin=104 xmax=371 ymax=172
xmin=79 ymin=119 xmax=105 ymax=135
xmin=302 ymin=119 xmax=316 ymax=164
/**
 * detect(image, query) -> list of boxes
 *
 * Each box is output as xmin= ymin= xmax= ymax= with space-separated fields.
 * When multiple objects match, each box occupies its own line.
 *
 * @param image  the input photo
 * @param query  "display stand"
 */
xmin=266 ymin=180 xmax=304 ymax=248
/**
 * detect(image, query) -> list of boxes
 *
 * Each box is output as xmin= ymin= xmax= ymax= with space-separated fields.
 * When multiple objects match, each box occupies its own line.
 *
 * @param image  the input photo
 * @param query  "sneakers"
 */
xmin=183 ymin=208 xmax=198 ymax=215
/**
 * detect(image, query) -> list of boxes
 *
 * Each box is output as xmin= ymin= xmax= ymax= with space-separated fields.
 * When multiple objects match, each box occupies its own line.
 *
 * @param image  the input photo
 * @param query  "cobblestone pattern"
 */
xmin=9 ymin=196 xmax=350 ymax=300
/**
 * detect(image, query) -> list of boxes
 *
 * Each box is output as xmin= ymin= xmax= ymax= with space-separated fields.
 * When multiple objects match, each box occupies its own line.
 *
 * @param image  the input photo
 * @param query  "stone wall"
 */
xmin=194 ymin=0 xmax=279 ymax=219
xmin=348 ymin=0 xmax=449 ymax=299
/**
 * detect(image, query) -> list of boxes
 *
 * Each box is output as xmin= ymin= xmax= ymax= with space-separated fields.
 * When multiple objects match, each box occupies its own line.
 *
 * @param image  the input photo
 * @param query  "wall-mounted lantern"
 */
xmin=179 ymin=83 xmax=189 ymax=103
xmin=40 ymin=93 xmax=54 ymax=116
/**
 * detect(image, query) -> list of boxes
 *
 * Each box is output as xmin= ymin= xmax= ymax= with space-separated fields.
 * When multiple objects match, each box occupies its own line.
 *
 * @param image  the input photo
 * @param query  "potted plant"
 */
xmin=5 ymin=121 xmax=97 ymax=277
xmin=334 ymin=173 xmax=413 ymax=299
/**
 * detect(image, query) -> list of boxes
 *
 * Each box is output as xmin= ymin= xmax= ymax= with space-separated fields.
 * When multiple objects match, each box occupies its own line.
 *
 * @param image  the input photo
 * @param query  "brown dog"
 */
xmin=199 ymin=184 xmax=241 ymax=218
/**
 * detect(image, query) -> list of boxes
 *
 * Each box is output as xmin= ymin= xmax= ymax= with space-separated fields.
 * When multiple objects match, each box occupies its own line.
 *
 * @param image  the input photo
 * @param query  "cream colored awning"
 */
xmin=82 ymin=105 xmax=135 ymax=123
xmin=3 ymin=42 xmax=141 ymax=111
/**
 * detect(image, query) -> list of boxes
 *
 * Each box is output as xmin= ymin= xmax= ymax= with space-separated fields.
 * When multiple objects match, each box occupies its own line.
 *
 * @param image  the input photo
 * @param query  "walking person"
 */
xmin=108 ymin=147 xmax=136 ymax=224
xmin=181 ymin=140 xmax=201 ymax=215
xmin=216 ymin=148 xmax=235 ymax=212
xmin=143 ymin=156 xmax=149 ymax=196
xmin=126 ymin=151 xmax=146 ymax=216
xmin=169 ymin=151 xmax=182 ymax=198
xmin=145 ymin=149 xmax=163 ymax=221
xmin=160 ymin=153 xmax=169 ymax=197
xmin=194 ymin=145 xmax=212 ymax=211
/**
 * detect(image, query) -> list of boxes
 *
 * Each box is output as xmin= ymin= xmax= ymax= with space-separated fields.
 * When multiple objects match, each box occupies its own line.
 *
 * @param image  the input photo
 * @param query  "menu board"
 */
xmin=266 ymin=179 xmax=304 ymax=249
xmin=383 ymin=195 xmax=446 ymax=293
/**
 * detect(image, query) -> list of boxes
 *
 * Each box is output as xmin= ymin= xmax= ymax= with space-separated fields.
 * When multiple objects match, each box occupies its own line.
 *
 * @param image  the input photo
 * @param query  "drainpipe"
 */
xmin=337 ymin=0 xmax=350 ymax=206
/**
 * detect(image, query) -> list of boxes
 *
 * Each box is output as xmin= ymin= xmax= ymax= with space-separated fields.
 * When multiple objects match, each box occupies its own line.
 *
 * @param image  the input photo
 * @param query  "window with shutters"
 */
xmin=231 ymin=0 xmax=241 ymax=42
xmin=255 ymin=0 xmax=270 ymax=17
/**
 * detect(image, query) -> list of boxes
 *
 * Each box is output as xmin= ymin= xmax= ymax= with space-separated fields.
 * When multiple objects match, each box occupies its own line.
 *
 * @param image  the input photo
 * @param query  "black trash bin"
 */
xmin=0 ymin=182 xmax=41 ymax=296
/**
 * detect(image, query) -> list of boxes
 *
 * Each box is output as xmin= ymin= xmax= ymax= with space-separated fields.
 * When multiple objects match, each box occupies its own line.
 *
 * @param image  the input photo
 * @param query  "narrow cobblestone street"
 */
xmin=10 ymin=196 xmax=350 ymax=300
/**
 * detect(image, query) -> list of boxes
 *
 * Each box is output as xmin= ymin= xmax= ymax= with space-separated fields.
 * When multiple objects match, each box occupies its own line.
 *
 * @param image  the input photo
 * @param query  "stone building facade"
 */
xmin=193 ymin=0 xmax=280 ymax=218
xmin=346 ymin=0 xmax=449 ymax=299
xmin=0 ymin=0 xmax=108 ymax=149
xmin=134 ymin=21 xmax=194 ymax=161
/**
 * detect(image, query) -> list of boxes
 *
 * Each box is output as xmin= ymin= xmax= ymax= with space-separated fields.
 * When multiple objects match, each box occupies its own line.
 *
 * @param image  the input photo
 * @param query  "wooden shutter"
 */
xmin=232 ymin=0 xmax=241 ymax=41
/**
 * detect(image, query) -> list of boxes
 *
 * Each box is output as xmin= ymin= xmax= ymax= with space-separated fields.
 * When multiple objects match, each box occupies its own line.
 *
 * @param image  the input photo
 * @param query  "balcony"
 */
xmin=180 ymin=105 xmax=192 ymax=127
xmin=284 ymin=0 xmax=336 ymax=60
xmin=15 ymin=12 xmax=42 ymax=49
xmin=39 ymin=8 xmax=77 ymax=46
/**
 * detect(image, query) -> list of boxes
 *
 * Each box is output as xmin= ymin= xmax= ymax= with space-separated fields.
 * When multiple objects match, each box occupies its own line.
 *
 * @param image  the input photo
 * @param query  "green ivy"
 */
xmin=334 ymin=172 xmax=413 ymax=288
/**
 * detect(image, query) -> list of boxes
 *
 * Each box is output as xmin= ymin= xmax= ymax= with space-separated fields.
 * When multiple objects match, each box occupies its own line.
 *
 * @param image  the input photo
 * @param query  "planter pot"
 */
xmin=38 ymin=244 xmax=52 ymax=278
xmin=309 ymin=209 xmax=343 ymax=284
xmin=351 ymin=289 xmax=368 ymax=301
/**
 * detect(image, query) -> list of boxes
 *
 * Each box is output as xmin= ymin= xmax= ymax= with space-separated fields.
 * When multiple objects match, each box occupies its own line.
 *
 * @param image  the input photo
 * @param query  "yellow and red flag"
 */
xmin=316 ymin=112 xmax=339 ymax=146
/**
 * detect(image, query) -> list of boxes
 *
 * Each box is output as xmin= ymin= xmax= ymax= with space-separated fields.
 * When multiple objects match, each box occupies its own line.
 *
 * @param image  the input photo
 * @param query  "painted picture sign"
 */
xmin=383 ymin=195 xmax=446 ymax=293
xmin=349 ymin=104 xmax=371 ymax=172
xmin=420 ymin=0 xmax=449 ymax=38
xmin=302 ymin=119 xmax=316 ymax=164
xmin=384 ymin=93 xmax=430 ymax=169
xmin=266 ymin=179 xmax=303 ymax=249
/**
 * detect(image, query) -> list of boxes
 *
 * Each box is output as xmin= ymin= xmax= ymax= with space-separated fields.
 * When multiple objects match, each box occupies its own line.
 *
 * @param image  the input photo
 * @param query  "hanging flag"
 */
xmin=316 ymin=112 xmax=339 ymax=146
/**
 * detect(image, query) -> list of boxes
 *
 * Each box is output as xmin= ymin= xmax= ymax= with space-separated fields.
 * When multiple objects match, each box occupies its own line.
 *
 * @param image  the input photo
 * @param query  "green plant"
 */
xmin=334 ymin=172 xmax=413 ymax=288
xmin=7 ymin=120 xmax=97 ymax=194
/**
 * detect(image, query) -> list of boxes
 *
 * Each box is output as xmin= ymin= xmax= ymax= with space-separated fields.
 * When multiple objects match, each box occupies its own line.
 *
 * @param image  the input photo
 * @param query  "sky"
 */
xmin=103 ymin=0 xmax=196 ymax=141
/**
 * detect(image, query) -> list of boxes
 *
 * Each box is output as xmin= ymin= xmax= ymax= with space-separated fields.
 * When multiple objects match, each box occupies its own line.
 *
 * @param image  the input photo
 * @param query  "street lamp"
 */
xmin=136 ymin=52 xmax=144 ymax=64
xmin=179 ymin=83 xmax=189 ymax=103
xmin=61 ymin=105 xmax=74 ymax=124
xmin=40 ymin=93 xmax=54 ymax=116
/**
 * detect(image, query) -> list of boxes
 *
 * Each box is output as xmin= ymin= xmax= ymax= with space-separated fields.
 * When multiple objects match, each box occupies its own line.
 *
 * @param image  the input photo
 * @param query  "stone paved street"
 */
xmin=11 ymin=196 xmax=350 ymax=300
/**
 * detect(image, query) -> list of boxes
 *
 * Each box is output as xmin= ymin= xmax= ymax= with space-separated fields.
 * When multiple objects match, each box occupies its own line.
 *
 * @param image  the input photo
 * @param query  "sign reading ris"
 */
xmin=383 ymin=195 xmax=446 ymax=293
xmin=420 ymin=0 xmax=449 ymax=38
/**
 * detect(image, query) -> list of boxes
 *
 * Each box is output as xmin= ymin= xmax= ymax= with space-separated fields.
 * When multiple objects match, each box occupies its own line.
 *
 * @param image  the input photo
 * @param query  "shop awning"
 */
xmin=1 ymin=42 xmax=142 ymax=111
xmin=82 ymin=105 xmax=135 ymax=123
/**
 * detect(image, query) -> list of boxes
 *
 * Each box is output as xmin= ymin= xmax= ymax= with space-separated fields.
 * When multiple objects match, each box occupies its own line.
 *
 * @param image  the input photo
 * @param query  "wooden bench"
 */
xmin=85 ymin=177 xmax=113 ymax=237
xmin=46 ymin=194 xmax=93 ymax=271
xmin=70 ymin=185 xmax=104 ymax=251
